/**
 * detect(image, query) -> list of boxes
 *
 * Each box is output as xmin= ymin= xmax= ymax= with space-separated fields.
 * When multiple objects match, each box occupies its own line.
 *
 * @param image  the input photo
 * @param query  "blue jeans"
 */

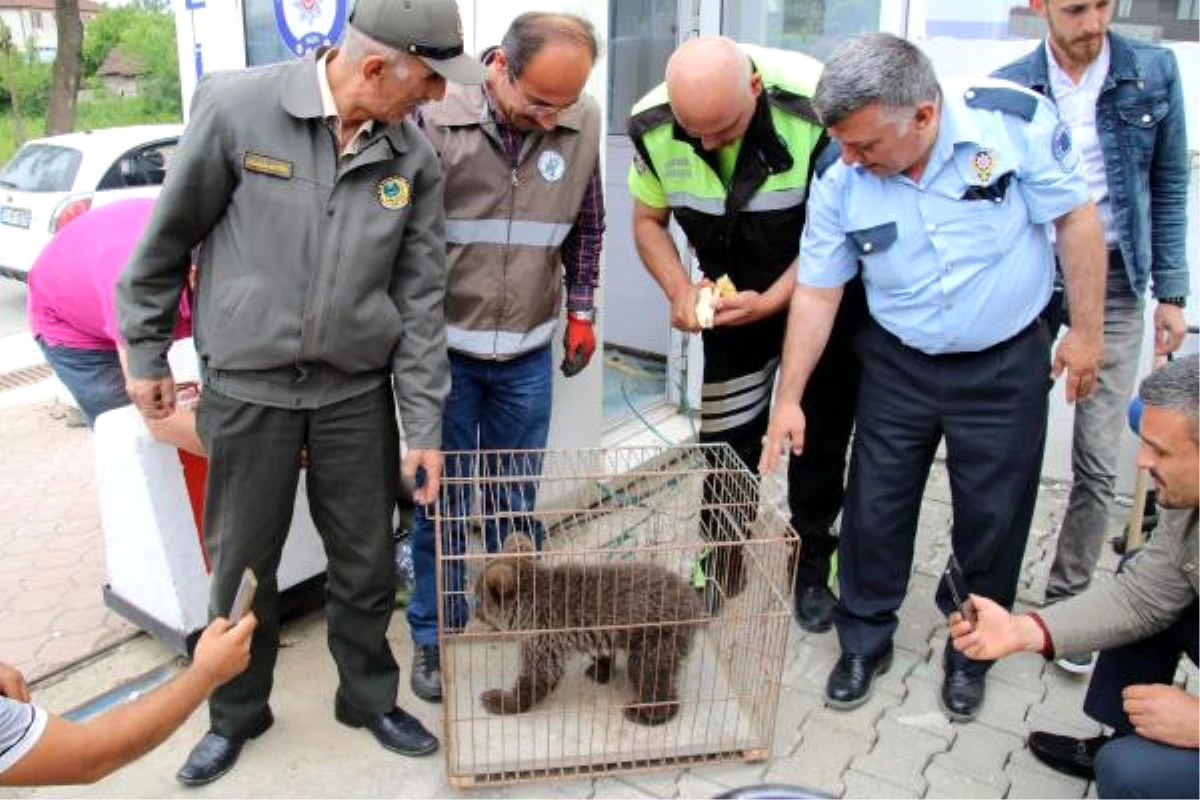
xmin=407 ymin=347 xmax=552 ymax=647
xmin=37 ymin=338 xmax=129 ymax=427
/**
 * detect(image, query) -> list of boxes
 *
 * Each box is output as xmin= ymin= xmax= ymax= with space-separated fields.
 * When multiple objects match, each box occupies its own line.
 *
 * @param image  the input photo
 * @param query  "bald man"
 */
xmin=628 ymin=37 xmax=867 ymax=631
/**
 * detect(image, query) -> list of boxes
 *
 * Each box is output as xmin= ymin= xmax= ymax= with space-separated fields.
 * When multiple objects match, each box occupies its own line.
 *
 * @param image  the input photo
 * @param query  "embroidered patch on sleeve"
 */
xmin=1051 ymin=122 xmax=1076 ymax=172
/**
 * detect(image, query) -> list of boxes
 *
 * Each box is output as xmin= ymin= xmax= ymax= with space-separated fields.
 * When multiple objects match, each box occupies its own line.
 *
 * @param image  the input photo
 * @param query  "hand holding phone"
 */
xmin=229 ymin=567 xmax=258 ymax=624
xmin=941 ymin=554 xmax=977 ymax=625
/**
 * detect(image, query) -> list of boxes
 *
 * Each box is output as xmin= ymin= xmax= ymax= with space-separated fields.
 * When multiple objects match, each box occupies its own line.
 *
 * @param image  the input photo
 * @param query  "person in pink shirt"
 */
xmin=28 ymin=197 xmax=193 ymax=431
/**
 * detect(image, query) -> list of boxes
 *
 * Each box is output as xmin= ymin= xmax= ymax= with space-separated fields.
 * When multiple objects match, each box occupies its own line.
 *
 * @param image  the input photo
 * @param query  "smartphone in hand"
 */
xmin=940 ymin=554 xmax=976 ymax=625
xmin=229 ymin=567 xmax=258 ymax=624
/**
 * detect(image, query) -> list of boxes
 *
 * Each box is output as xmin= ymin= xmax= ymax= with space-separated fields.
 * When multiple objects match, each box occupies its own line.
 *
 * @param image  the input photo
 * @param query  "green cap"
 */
xmin=349 ymin=0 xmax=485 ymax=85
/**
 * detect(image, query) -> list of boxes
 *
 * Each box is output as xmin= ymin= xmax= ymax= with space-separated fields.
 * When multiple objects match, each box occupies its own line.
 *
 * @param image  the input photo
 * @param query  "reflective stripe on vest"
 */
xmin=699 ymin=356 xmax=780 ymax=434
xmin=446 ymin=318 xmax=557 ymax=358
xmin=445 ymin=219 xmax=574 ymax=248
xmin=666 ymin=187 xmax=808 ymax=216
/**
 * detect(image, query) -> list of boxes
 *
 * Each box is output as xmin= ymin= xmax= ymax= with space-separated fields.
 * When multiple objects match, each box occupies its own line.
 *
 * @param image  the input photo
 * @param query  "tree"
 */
xmin=46 ymin=0 xmax=83 ymax=134
xmin=0 ymin=21 xmax=25 ymax=143
xmin=82 ymin=4 xmax=180 ymax=118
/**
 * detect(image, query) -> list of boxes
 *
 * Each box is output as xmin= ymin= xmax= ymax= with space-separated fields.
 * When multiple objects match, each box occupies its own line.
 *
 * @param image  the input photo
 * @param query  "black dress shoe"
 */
xmin=940 ymin=664 xmax=986 ymax=722
xmin=793 ymin=583 xmax=836 ymax=633
xmin=335 ymin=696 xmax=439 ymax=756
xmin=825 ymin=646 xmax=893 ymax=710
xmin=1028 ymin=731 xmax=1110 ymax=780
xmin=175 ymin=713 xmax=273 ymax=787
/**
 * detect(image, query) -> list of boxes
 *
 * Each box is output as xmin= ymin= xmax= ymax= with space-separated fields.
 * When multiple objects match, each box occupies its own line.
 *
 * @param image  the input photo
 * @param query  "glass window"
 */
xmin=721 ymin=0 xmax=887 ymax=61
xmin=921 ymin=0 xmax=1198 ymax=44
xmin=0 ymin=145 xmax=81 ymax=192
xmin=607 ymin=0 xmax=677 ymax=131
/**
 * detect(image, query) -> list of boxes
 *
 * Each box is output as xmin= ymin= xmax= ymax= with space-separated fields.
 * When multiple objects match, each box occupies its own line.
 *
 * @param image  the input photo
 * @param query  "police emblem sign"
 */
xmin=275 ymin=0 xmax=347 ymax=58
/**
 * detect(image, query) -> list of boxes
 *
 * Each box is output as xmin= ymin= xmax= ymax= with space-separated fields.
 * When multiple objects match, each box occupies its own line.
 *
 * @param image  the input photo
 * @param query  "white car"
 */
xmin=0 ymin=123 xmax=183 ymax=281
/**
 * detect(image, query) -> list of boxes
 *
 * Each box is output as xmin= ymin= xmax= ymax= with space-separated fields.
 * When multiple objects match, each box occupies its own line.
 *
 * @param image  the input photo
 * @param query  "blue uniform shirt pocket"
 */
xmin=845 ymin=222 xmax=898 ymax=257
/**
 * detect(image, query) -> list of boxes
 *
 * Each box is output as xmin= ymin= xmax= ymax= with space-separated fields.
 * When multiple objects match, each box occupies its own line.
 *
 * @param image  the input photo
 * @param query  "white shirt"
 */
xmin=1046 ymin=39 xmax=1116 ymax=245
xmin=318 ymin=52 xmax=375 ymax=158
xmin=0 ymin=697 xmax=47 ymax=775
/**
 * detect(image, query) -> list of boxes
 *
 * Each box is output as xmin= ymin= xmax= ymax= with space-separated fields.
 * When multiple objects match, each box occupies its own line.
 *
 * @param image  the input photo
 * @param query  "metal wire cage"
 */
xmin=433 ymin=444 xmax=798 ymax=788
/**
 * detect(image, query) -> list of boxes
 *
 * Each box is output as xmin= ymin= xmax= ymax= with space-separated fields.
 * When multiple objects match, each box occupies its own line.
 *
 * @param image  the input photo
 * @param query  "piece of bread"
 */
xmin=695 ymin=286 xmax=716 ymax=329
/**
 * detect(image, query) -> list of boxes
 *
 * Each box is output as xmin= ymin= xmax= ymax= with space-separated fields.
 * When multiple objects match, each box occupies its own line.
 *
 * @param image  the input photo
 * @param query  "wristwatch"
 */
xmin=1159 ymin=296 xmax=1187 ymax=308
xmin=568 ymin=309 xmax=596 ymax=322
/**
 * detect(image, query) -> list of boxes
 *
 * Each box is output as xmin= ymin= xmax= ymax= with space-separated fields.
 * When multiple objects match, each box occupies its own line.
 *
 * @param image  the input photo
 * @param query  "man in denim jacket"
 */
xmin=993 ymin=0 xmax=1190 ymax=673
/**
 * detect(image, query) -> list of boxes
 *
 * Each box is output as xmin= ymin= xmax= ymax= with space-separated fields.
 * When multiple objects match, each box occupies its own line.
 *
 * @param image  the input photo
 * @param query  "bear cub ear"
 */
xmin=502 ymin=532 xmax=536 ymax=555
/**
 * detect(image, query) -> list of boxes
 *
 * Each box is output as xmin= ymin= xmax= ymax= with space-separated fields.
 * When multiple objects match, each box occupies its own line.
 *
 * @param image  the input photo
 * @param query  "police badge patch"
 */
xmin=274 ymin=0 xmax=346 ymax=58
xmin=1052 ymin=122 xmax=1076 ymax=172
xmin=971 ymin=149 xmax=994 ymax=184
xmin=376 ymin=176 xmax=411 ymax=210
xmin=632 ymin=152 xmax=648 ymax=175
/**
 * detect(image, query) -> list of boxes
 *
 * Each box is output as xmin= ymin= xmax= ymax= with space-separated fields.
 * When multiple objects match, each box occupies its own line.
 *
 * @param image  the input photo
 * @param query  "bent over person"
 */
xmin=628 ymin=37 xmax=867 ymax=631
xmin=116 ymin=0 xmax=484 ymax=785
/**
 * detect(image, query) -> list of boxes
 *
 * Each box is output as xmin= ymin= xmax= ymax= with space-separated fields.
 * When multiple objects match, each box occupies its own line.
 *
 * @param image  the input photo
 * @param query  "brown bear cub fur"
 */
xmin=474 ymin=532 xmax=704 ymax=725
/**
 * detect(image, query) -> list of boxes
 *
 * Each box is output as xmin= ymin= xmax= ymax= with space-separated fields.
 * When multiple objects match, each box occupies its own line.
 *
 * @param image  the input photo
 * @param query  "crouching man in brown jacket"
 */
xmin=951 ymin=354 xmax=1198 ymax=799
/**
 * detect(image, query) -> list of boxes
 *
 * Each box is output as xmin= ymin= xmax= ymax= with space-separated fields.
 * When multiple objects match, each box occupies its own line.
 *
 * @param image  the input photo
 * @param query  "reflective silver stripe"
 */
xmin=743 ymin=186 xmax=807 ymax=212
xmin=701 ymin=357 xmax=780 ymax=399
xmin=665 ymin=192 xmax=725 ymax=215
xmin=702 ymin=378 xmax=772 ymax=414
xmin=700 ymin=392 xmax=772 ymax=434
xmin=446 ymin=319 xmax=557 ymax=358
xmin=445 ymin=219 xmax=573 ymax=248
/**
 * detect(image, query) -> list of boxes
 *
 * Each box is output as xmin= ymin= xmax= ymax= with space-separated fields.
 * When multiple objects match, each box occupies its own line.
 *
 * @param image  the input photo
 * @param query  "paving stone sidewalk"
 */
xmin=4 ymin=374 xmax=1194 ymax=799
xmin=0 ymin=399 xmax=137 ymax=683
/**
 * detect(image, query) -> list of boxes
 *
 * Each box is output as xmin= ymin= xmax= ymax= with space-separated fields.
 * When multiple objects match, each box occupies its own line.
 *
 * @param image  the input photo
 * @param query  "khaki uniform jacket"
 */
xmin=1040 ymin=508 xmax=1199 ymax=656
xmin=116 ymin=58 xmax=449 ymax=448
xmin=421 ymin=83 xmax=600 ymax=359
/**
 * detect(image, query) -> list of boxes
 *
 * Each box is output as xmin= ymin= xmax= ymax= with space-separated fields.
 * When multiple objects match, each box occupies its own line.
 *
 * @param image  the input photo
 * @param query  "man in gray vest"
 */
xmin=116 ymin=0 xmax=484 ymax=784
xmin=406 ymin=11 xmax=604 ymax=703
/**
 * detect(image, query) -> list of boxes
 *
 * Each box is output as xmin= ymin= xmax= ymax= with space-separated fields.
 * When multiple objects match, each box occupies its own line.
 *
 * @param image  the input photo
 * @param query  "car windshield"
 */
xmin=0 ymin=144 xmax=83 ymax=192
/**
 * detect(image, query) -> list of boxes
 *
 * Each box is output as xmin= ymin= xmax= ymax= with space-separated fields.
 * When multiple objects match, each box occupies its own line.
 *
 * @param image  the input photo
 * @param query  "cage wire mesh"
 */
xmin=434 ymin=444 xmax=798 ymax=788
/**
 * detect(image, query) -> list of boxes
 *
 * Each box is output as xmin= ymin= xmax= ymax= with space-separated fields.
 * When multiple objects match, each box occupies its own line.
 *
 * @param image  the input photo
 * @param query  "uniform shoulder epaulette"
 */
xmin=765 ymin=86 xmax=821 ymax=126
xmin=962 ymin=86 xmax=1038 ymax=122
xmin=627 ymin=102 xmax=675 ymax=181
xmin=627 ymin=102 xmax=674 ymax=141
xmin=813 ymin=137 xmax=841 ymax=179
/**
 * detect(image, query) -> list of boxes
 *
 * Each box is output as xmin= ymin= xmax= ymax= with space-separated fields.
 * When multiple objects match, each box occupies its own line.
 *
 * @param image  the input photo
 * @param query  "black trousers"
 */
xmin=196 ymin=383 xmax=401 ymax=738
xmin=835 ymin=317 xmax=1051 ymax=659
xmin=1087 ymin=600 xmax=1199 ymax=798
xmin=698 ymin=277 xmax=866 ymax=572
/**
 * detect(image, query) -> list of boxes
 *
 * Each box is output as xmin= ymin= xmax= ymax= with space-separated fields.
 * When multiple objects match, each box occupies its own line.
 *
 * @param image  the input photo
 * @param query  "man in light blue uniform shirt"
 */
xmin=762 ymin=33 xmax=1105 ymax=722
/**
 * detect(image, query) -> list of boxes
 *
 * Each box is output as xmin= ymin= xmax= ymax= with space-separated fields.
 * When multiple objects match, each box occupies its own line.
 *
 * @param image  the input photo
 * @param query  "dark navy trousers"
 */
xmin=835 ymin=317 xmax=1051 ymax=662
xmin=1089 ymin=600 xmax=1198 ymax=798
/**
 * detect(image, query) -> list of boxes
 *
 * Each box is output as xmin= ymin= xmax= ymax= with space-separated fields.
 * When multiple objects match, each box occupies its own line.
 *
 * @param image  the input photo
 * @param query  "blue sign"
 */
xmin=273 ymin=0 xmax=347 ymax=58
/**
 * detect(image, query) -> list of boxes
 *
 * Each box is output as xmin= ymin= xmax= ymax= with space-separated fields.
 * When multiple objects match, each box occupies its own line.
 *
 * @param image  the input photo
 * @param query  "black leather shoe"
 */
xmin=410 ymin=644 xmax=443 ymax=702
xmin=825 ymin=646 xmax=893 ymax=710
xmin=335 ymin=696 xmax=439 ymax=757
xmin=793 ymin=583 xmax=836 ymax=633
xmin=1028 ymin=731 xmax=1110 ymax=780
xmin=940 ymin=665 xmax=986 ymax=722
xmin=175 ymin=713 xmax=273 ymax=787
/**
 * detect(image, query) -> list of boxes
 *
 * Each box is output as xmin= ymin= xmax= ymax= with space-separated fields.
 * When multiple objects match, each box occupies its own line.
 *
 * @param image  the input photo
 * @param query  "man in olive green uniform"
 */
xmin=116 ymin=0 xmax=483 ymax=785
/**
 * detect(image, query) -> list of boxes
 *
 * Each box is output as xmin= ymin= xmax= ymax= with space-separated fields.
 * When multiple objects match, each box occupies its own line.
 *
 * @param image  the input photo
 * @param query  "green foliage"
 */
xmin=1 ymin=93 xmax=182 ymax=163
xmin=1 ymin=23 xmax=53 ymax=119
xmin=0 ymin=5 xmax=182 ymax=162
xmin=81 ymin=4 xmax=180 ymax=117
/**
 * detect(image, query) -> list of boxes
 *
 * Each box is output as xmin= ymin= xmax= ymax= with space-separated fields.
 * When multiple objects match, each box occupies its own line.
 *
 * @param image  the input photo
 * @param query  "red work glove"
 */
xmin=561 ymin=315 xmax=596 ymax=377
